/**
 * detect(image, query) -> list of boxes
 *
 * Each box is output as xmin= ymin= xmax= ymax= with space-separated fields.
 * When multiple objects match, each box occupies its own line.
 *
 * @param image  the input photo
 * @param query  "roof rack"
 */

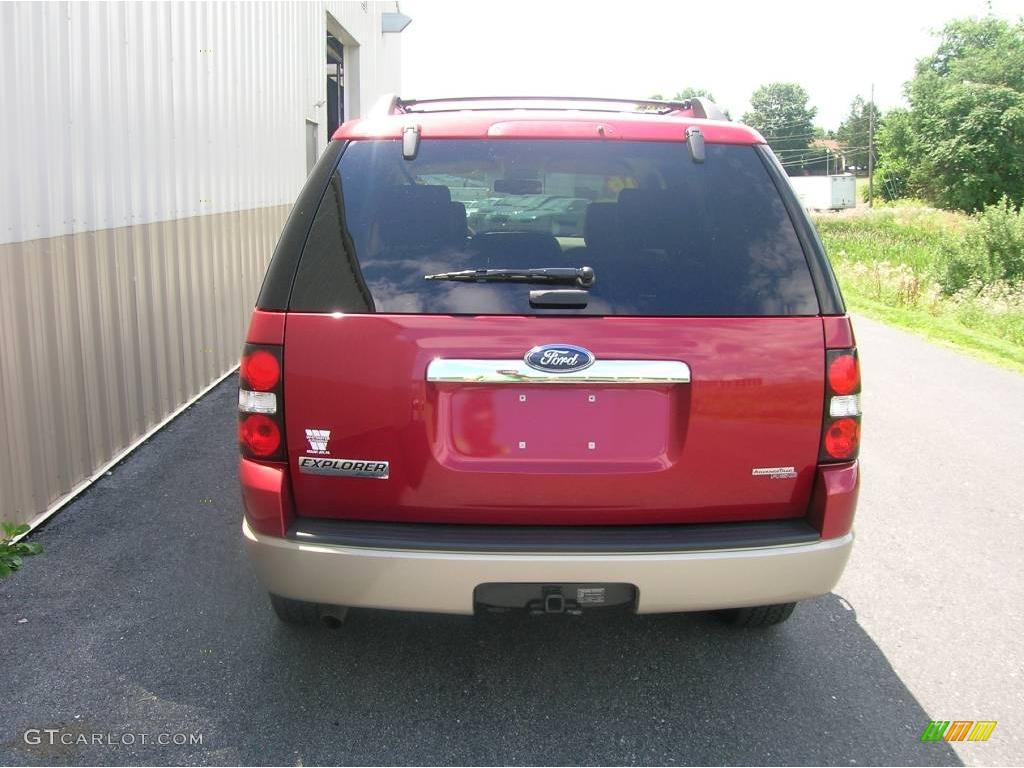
xmin=369 ymin=94 xmax=729 ymax=121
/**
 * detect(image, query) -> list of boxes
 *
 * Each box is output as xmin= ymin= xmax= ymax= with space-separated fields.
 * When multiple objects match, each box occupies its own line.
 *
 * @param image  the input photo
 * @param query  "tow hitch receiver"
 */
xmin=540 ymin=589 xmax=570 ymax=615
xmin=474 ymin=583 xmax=637 ymax=614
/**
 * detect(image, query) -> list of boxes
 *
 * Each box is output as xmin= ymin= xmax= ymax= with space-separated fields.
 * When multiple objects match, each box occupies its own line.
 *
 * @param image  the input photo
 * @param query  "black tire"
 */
xmin=720 ymin=602 xmax=797 ymax=627
xmin=269 ymin=593 xmax=324 ymax=626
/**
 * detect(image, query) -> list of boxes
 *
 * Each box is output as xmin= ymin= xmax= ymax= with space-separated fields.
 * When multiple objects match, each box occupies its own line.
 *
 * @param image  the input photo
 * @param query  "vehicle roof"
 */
xmin=332 ymin=110 xmax=766 ymax=144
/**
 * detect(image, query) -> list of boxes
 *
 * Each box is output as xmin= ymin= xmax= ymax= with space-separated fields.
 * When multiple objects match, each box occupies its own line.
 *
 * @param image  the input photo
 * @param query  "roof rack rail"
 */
xmin=370 ymin=95 xmax=729 ymax=121
xmin=681 ymin=97 xmax=729 ymax=122
xmin=369 ymin=93 xmax=403 ymax=118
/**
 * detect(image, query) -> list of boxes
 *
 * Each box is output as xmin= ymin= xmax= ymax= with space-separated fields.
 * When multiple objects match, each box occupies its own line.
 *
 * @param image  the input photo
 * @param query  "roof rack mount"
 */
xmin=369 ymin=94 xmax=729 ymax=121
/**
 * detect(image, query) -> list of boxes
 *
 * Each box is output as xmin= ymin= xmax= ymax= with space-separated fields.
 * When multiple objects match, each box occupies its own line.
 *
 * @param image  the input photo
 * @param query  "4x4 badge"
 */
xmin=305 ymin=428 xmax=330 ymax=455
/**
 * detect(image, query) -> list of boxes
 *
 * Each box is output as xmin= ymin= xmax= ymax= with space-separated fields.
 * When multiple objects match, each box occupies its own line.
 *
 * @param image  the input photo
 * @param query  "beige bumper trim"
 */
xmin=243 ymin=520 xmax=853 ymax=615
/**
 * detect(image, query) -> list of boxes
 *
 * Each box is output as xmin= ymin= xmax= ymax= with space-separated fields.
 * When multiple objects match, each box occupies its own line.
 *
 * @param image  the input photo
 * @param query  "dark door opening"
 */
xmin=327 ymin=32 xmax=344 ymax=137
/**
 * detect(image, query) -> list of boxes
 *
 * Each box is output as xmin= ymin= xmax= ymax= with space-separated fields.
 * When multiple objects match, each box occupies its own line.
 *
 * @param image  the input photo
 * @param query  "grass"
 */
xmin=1 ymin=522 xmax=42 ymax=578
xmin=855 ymin=176 xmax=869 ymax=202
xmin=853 ymin=176 xmax=889 ymax=206
xmin=812 ymin=204 xmax=1024 ymax=373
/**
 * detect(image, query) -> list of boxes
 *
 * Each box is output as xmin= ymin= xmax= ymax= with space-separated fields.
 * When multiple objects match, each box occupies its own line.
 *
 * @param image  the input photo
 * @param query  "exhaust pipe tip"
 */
xmin=319 ymin=605 xmax=349 ymax=629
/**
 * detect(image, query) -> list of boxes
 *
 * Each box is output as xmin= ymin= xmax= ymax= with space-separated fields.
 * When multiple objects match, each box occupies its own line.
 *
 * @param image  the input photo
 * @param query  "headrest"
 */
xmin=384 ymin=184 xmax=452 ymax=207
xmin=468 ymin=231 xmax=562 ymax=267
xmin=617 ymin=188 xmax=683 ymax=250
xmin=377 ymin=185 xmax=454 ymax=249
xmin=449 ymin=202 xmax=467 ymax=242
xmin=583 ymin=202 xmax=619 ymax=250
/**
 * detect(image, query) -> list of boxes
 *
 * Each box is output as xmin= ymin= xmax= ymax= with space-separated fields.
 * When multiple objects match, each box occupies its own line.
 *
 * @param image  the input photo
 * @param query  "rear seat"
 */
xmin=616 ymin=188 xmax=686 ymax=253
xmin=467 ymin=231 xmax=562 ymax=268
xmin=449 ymin=202 xmax=468 ymax=245
xmin=377 ymin=185 xmax=460 ymax=251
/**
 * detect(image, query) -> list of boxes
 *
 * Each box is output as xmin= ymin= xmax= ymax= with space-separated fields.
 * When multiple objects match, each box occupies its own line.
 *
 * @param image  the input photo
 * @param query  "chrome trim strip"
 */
xmin=426 ymin=359 xmax=691 ymax=385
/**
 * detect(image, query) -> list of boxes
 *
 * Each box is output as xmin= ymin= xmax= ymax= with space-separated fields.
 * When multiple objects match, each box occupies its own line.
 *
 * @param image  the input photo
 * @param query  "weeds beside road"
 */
xmin=814 ymin=202 xmax=1024 ymax=372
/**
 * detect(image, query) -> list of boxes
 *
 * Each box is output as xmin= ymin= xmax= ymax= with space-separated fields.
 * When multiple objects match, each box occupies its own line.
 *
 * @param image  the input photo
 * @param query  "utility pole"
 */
xmin=868 ymin=83 xmax=875 ymax=208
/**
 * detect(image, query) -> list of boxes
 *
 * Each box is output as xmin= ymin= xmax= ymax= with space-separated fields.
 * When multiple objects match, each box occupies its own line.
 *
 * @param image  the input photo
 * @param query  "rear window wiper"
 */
xmin=424 ymin=266 xmax=595 ymax=287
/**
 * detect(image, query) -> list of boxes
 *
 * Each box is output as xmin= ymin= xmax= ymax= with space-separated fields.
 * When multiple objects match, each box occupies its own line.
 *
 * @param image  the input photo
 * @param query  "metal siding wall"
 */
xmin=0 ymin=1 xmax=334 ymax=245
xmin=0 ymin=1 xmax=402 ymax=526
xmin=0 ymin=208 xmax=291 ymax=526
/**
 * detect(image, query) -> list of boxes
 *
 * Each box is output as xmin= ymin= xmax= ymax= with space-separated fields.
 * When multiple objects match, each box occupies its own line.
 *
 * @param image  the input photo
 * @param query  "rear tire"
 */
xmin=269 ymin=593 xmax=348 ymax=627
xmin=720 ymin=602 xmax=797 ymax=627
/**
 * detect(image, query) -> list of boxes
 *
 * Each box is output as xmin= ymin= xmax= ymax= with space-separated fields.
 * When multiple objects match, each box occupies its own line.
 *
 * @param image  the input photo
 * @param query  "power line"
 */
xmin=774 ymin=149 xmax=870 ymax=162
xmin=868 ymin=82 xmax=876 ymax=207
xmin=743 ymin=115 xmax=822 ymax=130
xmin=774 ymin=145 xmax=870 ymax=152
xmin=772 ymin=145 xmax=871 ymax=154
xmin=778 ymin=152 xmax=853 ymax=162
xmin=765 ymin=131 xmax=873 ymax=143
xmin=765 ymin=134 xmax=873 ymax=146
xmin=777 ymin=151 xmax=870 ymax=167
xmin=764 ymin=134 xmax=828 ymax=143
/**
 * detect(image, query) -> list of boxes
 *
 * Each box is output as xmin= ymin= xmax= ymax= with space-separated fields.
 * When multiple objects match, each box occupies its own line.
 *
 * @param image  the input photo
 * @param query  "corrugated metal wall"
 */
xmin=0 ymin=207 xmax=290 ymax=525
xmin=0 ymin=1 xmax=402 ymax=526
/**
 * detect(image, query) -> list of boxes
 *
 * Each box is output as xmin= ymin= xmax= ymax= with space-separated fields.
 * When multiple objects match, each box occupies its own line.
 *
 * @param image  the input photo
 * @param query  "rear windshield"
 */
xmin=290 ymin=139 xmax=820 ymax=316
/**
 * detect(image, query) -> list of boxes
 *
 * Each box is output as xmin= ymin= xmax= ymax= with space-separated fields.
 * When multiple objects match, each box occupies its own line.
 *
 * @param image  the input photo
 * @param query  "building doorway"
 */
xmin=326 ymin=31 xmax=344 ymax=136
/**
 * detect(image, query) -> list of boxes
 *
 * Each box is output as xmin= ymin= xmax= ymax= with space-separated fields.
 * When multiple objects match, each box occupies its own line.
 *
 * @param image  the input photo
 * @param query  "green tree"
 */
xmin=872 ymin=108 xmax=916 ymax=200
xmin=671 ymin=87 xmax=716 ymax=101
xmin=885 ymin=16 xmax=1024 ymax=210
xmin=836 ymin=96 xmax=881 ymax=171
xmin=650 ymin=88 xmax=715 ymax=102
xmin=742 ymin=83 xmax=817 ymax=173
xmin=648 ymin=89 xmax=729 ymax=118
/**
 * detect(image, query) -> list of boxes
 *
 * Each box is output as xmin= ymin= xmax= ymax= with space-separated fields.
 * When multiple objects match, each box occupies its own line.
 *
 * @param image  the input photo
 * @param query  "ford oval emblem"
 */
xmin=524 ymin=344 xmax=595 ymax=373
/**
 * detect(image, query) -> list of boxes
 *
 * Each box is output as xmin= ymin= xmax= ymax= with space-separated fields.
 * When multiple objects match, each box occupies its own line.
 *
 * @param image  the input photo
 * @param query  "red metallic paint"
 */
xmin=807 ymin=460 xmax=860 ymax=539
xmin=822 ymin=315 xmax=855 ymax=349
xmin=239 ymin=457 xmax=294 ymax=537
xmin=245 ymin=310 xmax=286 ymax=346
xmin=282 ymin=314 xmax=826 ymax=526
xmin=333 ymin=110 xmax=764 ymax=145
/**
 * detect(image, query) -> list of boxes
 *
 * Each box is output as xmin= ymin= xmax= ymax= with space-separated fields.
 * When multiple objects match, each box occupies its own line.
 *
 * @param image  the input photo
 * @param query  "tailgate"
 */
xmin=283 ymin=314 xmax=824 ymax=525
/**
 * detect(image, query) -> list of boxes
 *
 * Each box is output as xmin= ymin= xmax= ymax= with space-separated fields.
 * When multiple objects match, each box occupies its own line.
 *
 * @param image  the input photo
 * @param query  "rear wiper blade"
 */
xmin=424 ymin=266 xmax=595 ymax=287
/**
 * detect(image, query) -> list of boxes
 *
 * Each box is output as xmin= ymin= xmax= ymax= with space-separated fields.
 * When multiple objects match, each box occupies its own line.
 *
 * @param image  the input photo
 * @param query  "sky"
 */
xmin=399 ymin=0 xmax=1024 ymax=129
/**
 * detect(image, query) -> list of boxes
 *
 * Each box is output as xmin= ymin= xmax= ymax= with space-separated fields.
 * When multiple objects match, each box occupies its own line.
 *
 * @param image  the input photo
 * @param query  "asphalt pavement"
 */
xmin=1 ymin=315 xmax=1021 ymax=766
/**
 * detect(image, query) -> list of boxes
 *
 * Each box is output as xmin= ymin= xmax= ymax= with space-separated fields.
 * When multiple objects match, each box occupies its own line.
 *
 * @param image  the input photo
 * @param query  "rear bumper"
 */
xmin=243 ymin=519 xmax=853 ymax=615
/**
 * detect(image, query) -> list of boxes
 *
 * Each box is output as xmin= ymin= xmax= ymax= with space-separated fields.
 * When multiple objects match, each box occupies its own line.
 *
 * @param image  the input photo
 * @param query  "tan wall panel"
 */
xmin=0 ymin=206 xmax=289 ymax=526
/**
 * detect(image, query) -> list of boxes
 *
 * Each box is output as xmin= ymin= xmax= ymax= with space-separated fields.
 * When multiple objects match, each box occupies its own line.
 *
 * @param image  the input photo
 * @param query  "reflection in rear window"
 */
xmin=289 ymin=140 xmax=820 ymax=316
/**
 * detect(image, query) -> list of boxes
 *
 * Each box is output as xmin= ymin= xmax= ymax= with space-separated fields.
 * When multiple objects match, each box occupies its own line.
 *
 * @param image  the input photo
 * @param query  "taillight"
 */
xmin=239 ymin=414 xmax=282 ymax=457
xmin=820 ymin=349 xmax=861 ymax=462
xmin=827 ymin=354 xmax=859 ymax=395
xmin=238 ymin=343 xmax=286 ymax=461
xmin=241 ymin=349 xmax=280 ymax=391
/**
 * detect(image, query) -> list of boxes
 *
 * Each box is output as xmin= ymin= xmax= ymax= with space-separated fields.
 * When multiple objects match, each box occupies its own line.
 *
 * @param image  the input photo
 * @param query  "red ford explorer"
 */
xmin=238 ymin=96 xmax=860 ymax=628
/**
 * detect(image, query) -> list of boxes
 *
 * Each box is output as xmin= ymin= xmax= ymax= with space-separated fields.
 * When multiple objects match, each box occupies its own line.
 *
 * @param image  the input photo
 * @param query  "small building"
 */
xmin=789 ymin=174 xmax=858 ymax=211
xmin=0 ymin=1 xmax=409 ymax=527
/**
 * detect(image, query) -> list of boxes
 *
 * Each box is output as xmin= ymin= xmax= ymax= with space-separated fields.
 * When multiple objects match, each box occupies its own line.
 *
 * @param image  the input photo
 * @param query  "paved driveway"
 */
xmin=1 ymin=316 xmax=1020 ymax=765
